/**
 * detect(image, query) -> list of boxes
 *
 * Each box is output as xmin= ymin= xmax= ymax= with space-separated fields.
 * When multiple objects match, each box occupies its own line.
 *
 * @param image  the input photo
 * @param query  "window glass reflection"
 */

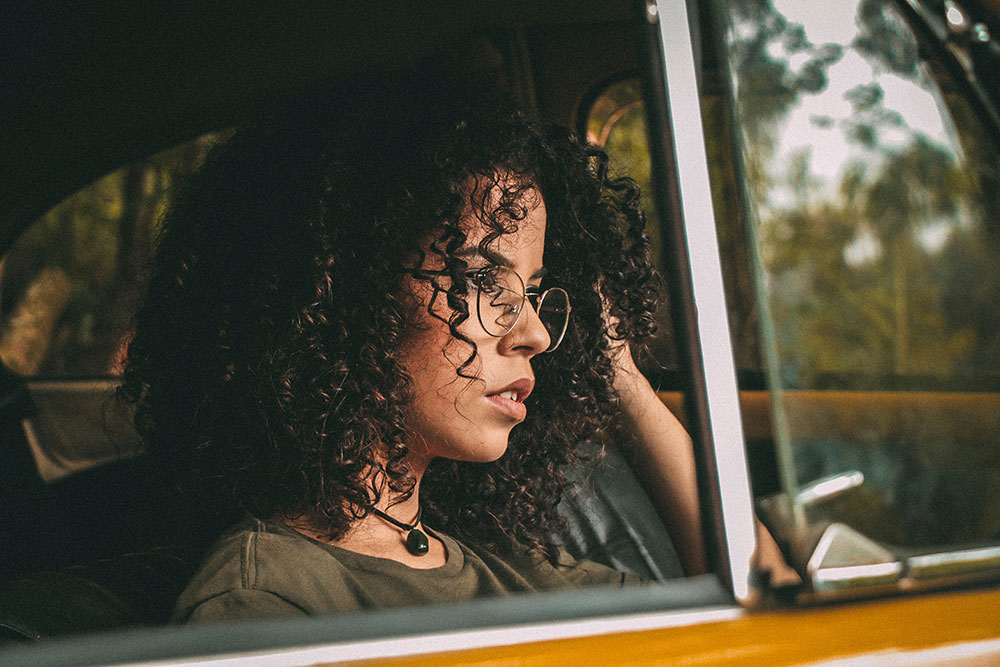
xmin=715 ymin=0 xmax=1000 ymax=556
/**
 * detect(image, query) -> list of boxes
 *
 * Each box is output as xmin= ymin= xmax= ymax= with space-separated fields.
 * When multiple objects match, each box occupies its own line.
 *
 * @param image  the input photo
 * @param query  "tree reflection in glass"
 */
xmin=716 ymin=0 xmax=1000 ymax=553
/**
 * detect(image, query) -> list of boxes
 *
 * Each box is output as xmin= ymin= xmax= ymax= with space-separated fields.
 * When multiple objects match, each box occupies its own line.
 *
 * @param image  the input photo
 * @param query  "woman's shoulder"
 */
xmin=172 ymin=517 xmax=363 ymax=622
xmin=458 ymin=535 xmax=639 ymax=592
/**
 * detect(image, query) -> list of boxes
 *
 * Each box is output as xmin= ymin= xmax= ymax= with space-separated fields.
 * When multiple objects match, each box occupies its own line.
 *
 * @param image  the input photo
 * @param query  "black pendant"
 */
xmin=406 ymin=528 xmax=429 ymax=556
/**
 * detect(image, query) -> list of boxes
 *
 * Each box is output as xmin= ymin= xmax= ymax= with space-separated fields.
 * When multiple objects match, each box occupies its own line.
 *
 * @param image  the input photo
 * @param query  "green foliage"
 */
xmin=724 ymin=0 xmax=1000 ymax=388
xmin=0 ymin=133 xmax=223 ymax=376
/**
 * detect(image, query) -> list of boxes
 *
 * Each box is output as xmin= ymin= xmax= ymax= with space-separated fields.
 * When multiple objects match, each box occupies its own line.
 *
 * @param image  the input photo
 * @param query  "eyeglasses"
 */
xmin=470 ymin=266 xmax=571 ymax=352
xmin=407 ymin=265 xmax=571 ymax=352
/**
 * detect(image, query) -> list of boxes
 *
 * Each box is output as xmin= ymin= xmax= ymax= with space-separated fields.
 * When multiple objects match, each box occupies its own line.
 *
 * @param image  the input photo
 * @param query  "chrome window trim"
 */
xmin=167 ymin=606 xmax=742 ymax=666
xmin=650 ymin=0 xmax=758 ymax=603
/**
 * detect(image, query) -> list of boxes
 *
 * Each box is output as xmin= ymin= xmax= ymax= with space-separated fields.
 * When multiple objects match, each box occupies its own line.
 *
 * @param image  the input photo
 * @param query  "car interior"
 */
xmin=0 ymin=0 xmax=731 ymax=647
xmin=3 ymin=0 xmax=1000 ymax=661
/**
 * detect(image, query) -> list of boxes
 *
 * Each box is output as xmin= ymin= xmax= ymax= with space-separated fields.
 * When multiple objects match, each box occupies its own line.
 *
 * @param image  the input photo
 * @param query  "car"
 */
xmin=1 ymin=0 xmax=999 ymax=664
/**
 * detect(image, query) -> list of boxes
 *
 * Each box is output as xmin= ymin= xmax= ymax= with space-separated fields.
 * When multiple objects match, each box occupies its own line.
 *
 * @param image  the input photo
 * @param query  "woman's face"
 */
xmin=400 ymin=188 xmax=552 ymax=467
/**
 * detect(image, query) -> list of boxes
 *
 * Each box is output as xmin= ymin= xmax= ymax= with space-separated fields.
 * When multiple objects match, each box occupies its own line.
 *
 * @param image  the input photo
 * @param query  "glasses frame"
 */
xmin=404 ymin=265 xmax=571 ymax=352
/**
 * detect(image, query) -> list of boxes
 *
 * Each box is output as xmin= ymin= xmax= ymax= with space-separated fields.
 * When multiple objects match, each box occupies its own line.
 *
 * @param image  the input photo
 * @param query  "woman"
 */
xmin=120 ymin=69 xmax=705 ymax=621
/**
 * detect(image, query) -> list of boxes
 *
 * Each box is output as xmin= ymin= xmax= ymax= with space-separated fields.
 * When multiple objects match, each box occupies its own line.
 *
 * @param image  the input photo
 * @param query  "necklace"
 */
xmin=370 ymin=506 xmax=429 ymax=556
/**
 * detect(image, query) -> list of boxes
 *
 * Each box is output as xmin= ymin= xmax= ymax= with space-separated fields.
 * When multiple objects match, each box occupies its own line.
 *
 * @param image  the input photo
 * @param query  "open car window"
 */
xmin=0 ymin=134 xmax=224 ymax=485
xmin=0 ymin=8 xmax=735 ymax=664
xmin=0 ymin=140 xmax=725 ymax=660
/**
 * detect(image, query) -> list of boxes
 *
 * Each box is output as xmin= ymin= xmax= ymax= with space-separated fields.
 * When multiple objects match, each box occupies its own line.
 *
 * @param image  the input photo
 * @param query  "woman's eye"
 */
xmin=471 ymin=268 xmax=502 ymax=294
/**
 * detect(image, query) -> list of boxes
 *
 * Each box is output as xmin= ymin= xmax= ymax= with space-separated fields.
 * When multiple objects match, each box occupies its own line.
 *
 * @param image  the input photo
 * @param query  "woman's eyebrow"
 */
xmin=455 ymin=248 xmax=546 ymax=280
xmin=455 ymin=247 xmax=503 ymax=264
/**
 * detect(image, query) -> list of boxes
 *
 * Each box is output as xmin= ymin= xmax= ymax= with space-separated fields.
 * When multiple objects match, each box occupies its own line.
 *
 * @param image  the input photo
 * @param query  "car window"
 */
xmin=0 ymin=133 xmax=224 ymax=378
xmin=0 ymin=18 xmax=736 ymax=660
xmin=707 ymin=0 xmax=1000 ymax=595
xmin=585 ymin=0 xmax=1000 ymax=598
xmin=0 ymin=134 xmax=228 ymax=486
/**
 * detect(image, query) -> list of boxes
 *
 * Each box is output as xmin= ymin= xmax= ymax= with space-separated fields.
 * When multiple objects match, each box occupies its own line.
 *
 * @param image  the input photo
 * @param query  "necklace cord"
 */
xmin=370 ymin=506 xmax=422 ymax=531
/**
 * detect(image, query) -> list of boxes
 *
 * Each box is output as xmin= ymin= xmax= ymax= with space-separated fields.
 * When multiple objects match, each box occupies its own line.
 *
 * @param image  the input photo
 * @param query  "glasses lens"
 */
xmin=536 ymin=288 xmax=570 ymax=351
xmin=475 ymin=267 xmax=525 ymax=337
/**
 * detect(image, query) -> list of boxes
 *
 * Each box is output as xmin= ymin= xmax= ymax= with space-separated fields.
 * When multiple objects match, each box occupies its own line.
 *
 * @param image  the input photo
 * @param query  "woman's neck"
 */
xmin=281 ymin=475 xmax=447 ymax=568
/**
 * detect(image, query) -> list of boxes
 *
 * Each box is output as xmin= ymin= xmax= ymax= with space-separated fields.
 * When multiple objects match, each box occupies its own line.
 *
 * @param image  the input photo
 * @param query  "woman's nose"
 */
xmin=502 ymin=301 xmax=551 ymax=356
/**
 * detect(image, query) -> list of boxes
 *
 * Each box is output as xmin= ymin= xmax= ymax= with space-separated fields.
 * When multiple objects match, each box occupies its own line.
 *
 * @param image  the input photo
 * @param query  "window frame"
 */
xmin=639 ymin=0 xmax=760 ymax=603
xmin=0 ymin=581 xmax=736 ymax=665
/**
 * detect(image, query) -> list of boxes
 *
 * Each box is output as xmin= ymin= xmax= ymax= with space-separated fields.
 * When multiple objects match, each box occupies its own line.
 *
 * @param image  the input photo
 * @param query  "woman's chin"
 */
xmin=441 ymin=435 xmax=510 ymax=464
xmin=478 ymin=429 xmax=515 ymax=462
xmin=479 ymin=444 xmax=509 ymax=463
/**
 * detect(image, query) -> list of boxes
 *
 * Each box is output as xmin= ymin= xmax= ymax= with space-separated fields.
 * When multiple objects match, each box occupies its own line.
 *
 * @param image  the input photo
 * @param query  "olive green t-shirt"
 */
xmin=174 ymin=517 xmax=640 ymax=623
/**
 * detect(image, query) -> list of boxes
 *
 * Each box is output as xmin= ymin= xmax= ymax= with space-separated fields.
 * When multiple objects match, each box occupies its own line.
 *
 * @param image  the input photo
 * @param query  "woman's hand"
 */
xmin=754 ymin=517 xmax=802 ymax=590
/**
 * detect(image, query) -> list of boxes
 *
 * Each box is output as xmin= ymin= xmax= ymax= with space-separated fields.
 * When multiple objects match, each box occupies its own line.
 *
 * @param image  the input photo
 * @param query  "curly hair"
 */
xmin=119 ymin=68 xmax=659 ymax=561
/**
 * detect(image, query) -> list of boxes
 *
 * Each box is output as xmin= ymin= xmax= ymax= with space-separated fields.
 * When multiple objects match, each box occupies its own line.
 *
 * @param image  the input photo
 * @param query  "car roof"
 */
xmin=0 ymin=0 xmax=630 ymax=252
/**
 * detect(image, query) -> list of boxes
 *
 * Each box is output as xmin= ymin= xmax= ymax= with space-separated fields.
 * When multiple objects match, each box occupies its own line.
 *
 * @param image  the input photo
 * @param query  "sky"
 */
xmin=759 ymin=0 xmax=961 ymax=258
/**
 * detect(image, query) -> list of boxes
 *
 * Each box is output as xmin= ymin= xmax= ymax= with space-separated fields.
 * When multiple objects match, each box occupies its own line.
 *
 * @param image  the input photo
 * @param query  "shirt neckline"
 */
xmin=256 ymin=516 xmax=467 ymax=577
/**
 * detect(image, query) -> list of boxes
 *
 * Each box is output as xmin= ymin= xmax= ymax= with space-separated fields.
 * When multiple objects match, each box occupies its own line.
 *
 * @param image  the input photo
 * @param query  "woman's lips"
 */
xmin=486 ymin=393 xmax=528 ymax=421
xmin=485 ymin=378 xmax=533 ymax=421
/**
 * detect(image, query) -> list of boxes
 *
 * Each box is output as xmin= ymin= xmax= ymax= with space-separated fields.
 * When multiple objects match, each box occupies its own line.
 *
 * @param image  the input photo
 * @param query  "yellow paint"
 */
xmin=339 ymin=587 xmax=1000 ymax=666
